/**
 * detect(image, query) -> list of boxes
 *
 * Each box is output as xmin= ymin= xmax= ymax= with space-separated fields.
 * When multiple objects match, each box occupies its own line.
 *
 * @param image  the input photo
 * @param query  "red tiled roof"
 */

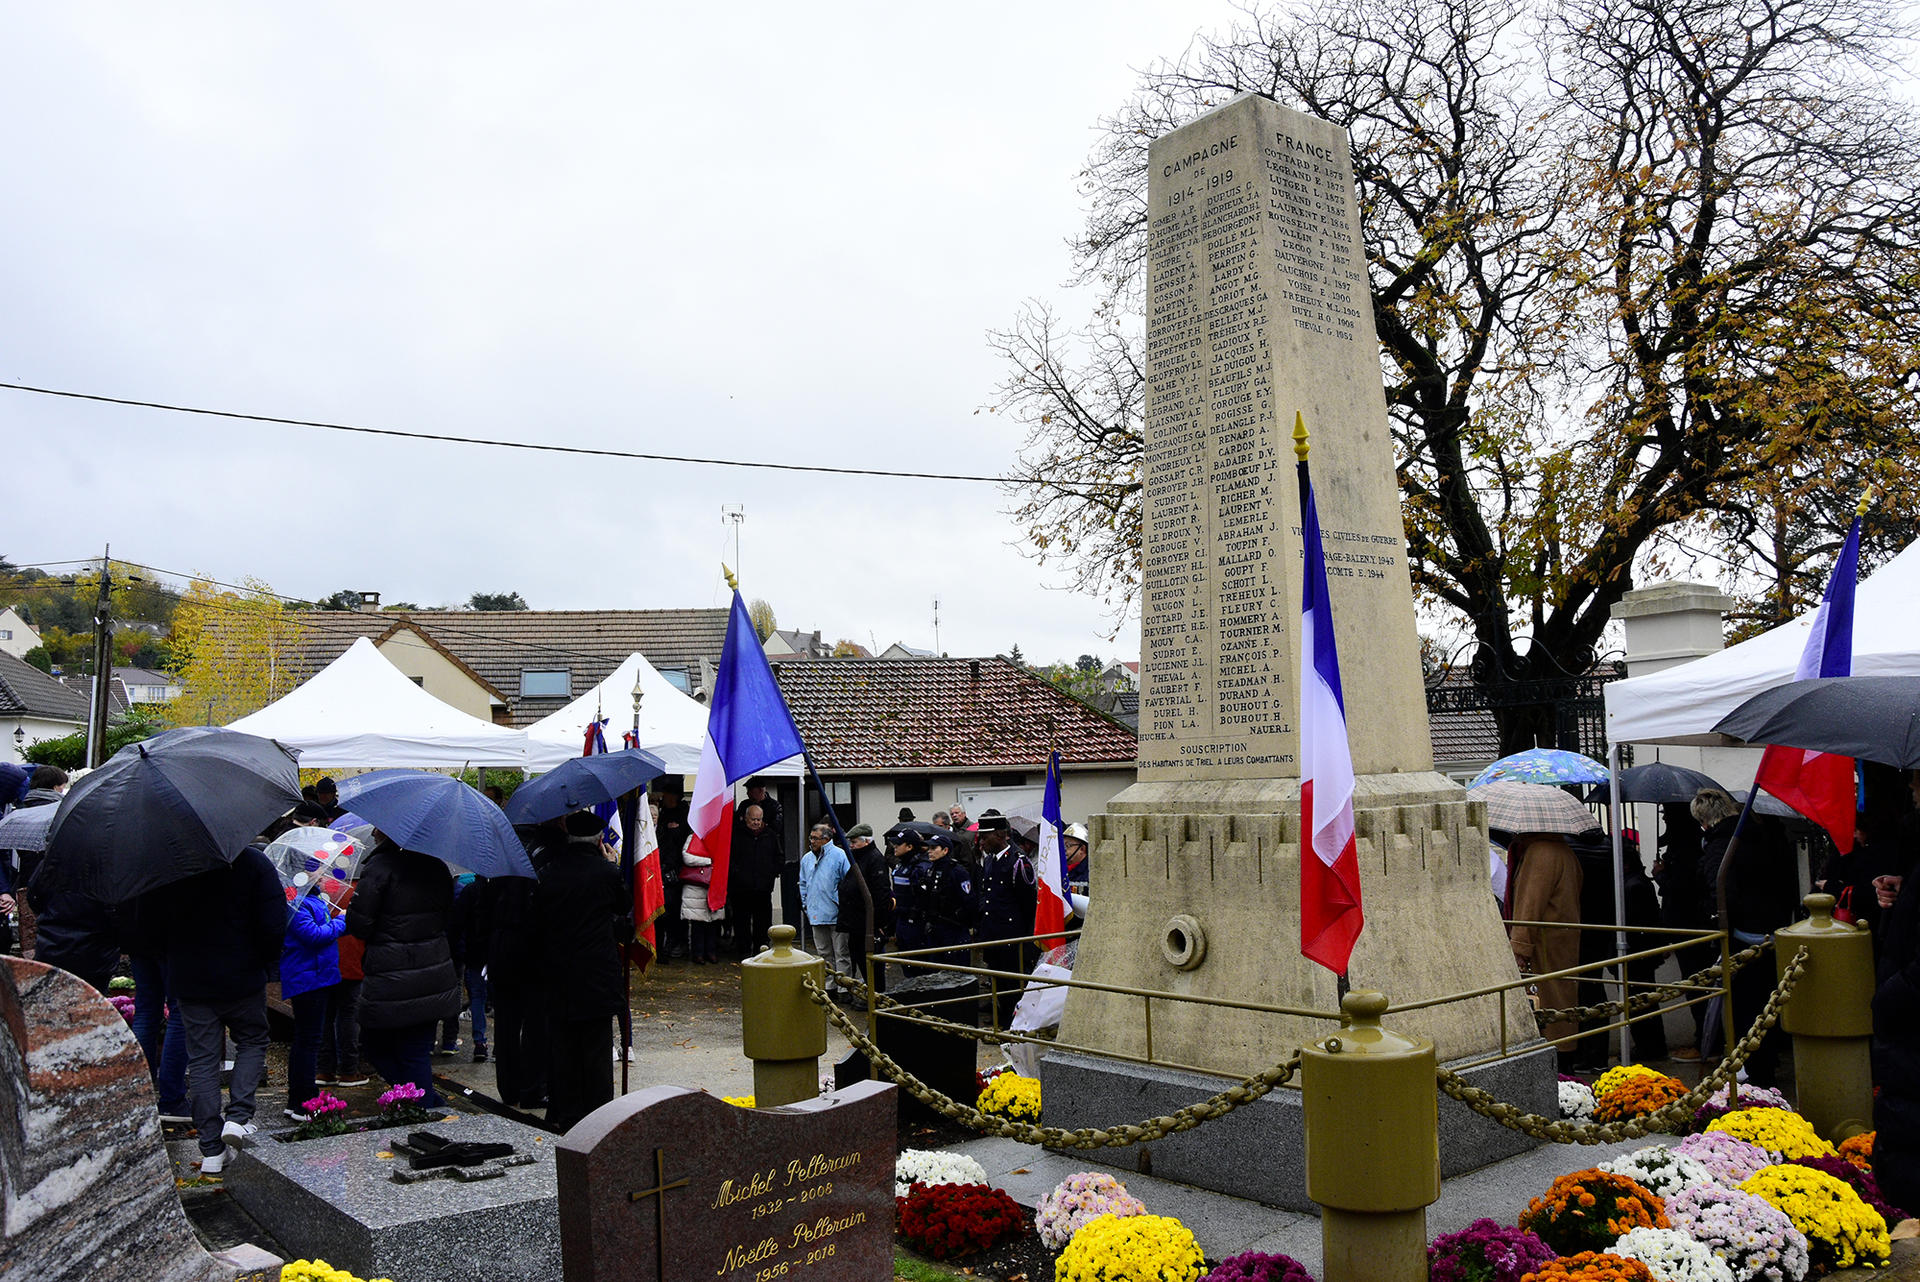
xmin=774 ymin=658 xmax=1137 ymax=771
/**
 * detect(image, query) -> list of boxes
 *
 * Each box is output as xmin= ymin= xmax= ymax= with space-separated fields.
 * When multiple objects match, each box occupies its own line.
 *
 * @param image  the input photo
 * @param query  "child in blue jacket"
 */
xmin=282 ymin=882 xmax=347 ymax=1121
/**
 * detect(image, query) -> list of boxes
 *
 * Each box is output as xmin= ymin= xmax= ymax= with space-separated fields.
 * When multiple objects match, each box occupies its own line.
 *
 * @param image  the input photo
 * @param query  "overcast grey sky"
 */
xmin=0 ymin=4 xmax=1250 ymax=664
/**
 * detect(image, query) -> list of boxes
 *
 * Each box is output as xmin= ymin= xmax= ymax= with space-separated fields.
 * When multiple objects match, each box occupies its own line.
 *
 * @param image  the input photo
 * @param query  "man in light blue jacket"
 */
xmin=798 ymin=823 xmax=852 ymax=983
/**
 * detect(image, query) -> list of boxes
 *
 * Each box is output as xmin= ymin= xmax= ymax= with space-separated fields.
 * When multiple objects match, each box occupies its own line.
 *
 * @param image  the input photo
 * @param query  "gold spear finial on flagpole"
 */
xmin=1293 ymin=411 xmax=1310 ymax=462
xmin=1857 ymin=487 xmax=1875 ymax=519
xmin=722 ymin=564 xmax=739 ymax=592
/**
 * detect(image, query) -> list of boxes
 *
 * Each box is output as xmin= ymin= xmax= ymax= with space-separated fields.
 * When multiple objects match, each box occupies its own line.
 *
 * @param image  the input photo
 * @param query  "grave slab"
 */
xmin=0 ymin=956 xmax=230 ymax=1282
xmin=223 ymin=1112 xmax=560 ymax=1282
xmin=557 ymin=1081 xmax=896 ymax=1282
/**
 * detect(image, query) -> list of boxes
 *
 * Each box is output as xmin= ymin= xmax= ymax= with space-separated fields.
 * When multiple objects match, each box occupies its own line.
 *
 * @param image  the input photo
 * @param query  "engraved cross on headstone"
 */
xmin=628 ymin=1146 xmax=690 ymax=1282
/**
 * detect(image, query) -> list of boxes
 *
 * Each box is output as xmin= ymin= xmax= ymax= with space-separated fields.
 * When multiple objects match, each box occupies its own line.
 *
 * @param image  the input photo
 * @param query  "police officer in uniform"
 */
xmin=890 ymin=831 xmax=928 ymax=953
xmin=915 ymin=832 xmax=977 ymax=967
xmin=973 ymin=810 xmax=1036 ymax=1029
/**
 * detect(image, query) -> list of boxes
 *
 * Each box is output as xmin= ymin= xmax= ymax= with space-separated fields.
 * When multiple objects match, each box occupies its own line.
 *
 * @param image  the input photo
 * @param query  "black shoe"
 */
xmin=472 ymin=1046 xmax=489 ymax=1064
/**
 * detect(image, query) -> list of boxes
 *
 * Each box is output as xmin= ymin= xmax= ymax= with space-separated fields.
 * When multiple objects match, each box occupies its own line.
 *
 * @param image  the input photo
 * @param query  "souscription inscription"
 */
xmin=714 ymin=1149 xmax=865 ymax=1278
xmin=1140 ymin=94 xmax=1424 ymax=781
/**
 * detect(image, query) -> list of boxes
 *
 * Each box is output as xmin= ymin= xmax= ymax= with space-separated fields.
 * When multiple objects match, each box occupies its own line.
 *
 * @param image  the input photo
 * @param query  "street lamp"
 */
xmin=12 ymin=724 xmax=23 ymax=757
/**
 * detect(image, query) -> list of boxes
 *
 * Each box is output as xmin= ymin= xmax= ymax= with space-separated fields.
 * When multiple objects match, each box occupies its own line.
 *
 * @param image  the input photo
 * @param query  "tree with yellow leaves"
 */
xmin=164 ymin=577 xmax=308 ymax=728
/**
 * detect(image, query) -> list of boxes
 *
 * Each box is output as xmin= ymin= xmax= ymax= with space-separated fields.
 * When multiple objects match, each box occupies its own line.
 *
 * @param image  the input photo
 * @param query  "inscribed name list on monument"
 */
xmin=1140 ymin=93 xmax=1430 ymax=782
xmin=556 ymin=1081 xmax=895 ymax=1282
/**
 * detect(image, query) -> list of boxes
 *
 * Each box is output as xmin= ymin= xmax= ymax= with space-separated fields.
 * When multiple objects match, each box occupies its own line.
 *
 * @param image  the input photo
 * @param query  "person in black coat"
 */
xmin=1697 ymin=788 xmax=1799 ymax=1086
xmin=532 ymin=810 xmax=634 ymax=1133
xmin=837 ymin=824 xmax=893 ymax=1004
xmin=17 ymin=772 xmax=121 ymax=994
xmin=1870 ymin=774 xmax=1920 ymax=1216
xmin=654 ymin=784 xmax=690 ymax=959
xmin=729 ymin=804 xmax=782 ymax=956
xmin=345 ymin=838 xmax=463 ymax=1108
xmin=127 ymin=845 xmax=286 ymax=1170
xmin=484 ymin=825 xmax=557 ymax=1110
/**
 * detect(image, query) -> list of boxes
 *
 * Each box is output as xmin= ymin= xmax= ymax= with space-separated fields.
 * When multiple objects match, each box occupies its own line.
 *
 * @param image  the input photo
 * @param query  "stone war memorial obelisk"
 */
xmin=1042 ymin=93 xmax=1550 ymax=1208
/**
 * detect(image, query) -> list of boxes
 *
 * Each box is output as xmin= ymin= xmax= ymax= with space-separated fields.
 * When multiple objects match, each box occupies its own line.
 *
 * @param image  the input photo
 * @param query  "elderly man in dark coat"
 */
xmin=532 ymin=810 xmax=634 ymax=1133
xmin=345 ymin=836 xmax=464 ymax=1108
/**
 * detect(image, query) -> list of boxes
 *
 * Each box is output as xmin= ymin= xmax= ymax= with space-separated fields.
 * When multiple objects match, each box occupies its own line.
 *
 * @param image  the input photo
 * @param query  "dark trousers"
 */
xmin=545 ymin=1016 xmax=614 ymax=1134
xmin=363 ymin=1021 xmax=441 ymax=1107
xmin=180 ymin=991 xmax=269 ymax=1157
xmin=466 ymin=965 xmax=488 ymax=1049
xmin=842 ymin=926 xmax=884 ymax=994
xmin=779 ymin=865 xmax=802 ymax=940
xmin=319 ymin=978 xmax=362 ymax=1078
xmin=130 ymin=953 xmax=188 ymax=1111
xmin=1731 ymin=954 xmax=1787 ymax=1087
xmin=737 ymin=884 xmax=774 ymax=956
xmin=659 ymin=880 xmax=684 ymax=955
xmin=492 ymin=983 xmax=548 ymax=1108
xmin=286 ymin=986 xmax=333 ymax=1112
xmin=981 ymin=941 xmax=1037 ymax=1031
xmin=688 ymin=920 xmax=717 ymax=962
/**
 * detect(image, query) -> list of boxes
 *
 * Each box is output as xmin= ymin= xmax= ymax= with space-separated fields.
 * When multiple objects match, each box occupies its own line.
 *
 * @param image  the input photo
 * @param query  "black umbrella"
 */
xmin=40 ymin=727 xmax=302 ymax=903
xmin=1713 ymin=675 xmax=1920 ymax=770
xmin=885 ymin=820 xmax=944 ymax=846
xmin=504 ymin=748 xmax=666 ymax=825
xmin=1584 ymin=762 xmax=1724 ymax=805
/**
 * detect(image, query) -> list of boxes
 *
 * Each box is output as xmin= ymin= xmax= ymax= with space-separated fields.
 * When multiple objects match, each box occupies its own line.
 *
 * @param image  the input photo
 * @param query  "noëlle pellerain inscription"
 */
xmin=713 ymin=1150 xmax=866 ymax=1278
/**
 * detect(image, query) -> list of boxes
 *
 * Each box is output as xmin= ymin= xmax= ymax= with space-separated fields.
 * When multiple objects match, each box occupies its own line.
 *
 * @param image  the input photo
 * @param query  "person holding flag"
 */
xmin=1294 ymin=412 xmax=1364 ymax=977
xmin=1034 ymin=752 xmax=1073 ymax=945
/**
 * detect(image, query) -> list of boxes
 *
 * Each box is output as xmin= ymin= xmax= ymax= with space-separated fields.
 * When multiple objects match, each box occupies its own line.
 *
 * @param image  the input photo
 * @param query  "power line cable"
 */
xmin=0 ymin=381 xmax=1120 ymax=490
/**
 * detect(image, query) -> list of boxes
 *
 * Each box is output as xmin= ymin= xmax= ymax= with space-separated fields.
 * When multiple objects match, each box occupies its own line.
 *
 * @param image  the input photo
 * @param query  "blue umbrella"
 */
xmin=504 ymin=748 xmax=666 ymax=825
xmin=336 ymin=770 xmax=535 ymax=879
xmin=1468 ymin=748 xmax=1610 ymax=790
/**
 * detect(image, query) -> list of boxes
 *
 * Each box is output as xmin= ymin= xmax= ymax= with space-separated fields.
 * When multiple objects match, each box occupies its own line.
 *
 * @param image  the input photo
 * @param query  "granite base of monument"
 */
xmin=1039 ymin=1043 xmax=1555 ymax=1210
xmin=223 ymin=1113 xmax=560 ymax=1282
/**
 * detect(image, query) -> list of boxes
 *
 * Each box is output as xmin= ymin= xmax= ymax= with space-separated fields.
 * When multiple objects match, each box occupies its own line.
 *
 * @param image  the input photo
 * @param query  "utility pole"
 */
xmin=722 ymin=505 xmax=745 ymax=585
xmin=85 ymin=546 xmax=114 ymax=768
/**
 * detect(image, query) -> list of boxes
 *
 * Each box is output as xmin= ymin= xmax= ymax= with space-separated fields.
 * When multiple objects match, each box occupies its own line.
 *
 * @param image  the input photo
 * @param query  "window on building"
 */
xmin=0 ymin=629 xmax=11 ymax=640
xmin=660 ymin=669 xmax=691 ymax=693
xmin=987 ymin=772 xmax=1028 ymax=788
xmin=520 ymin=669 xmax=570 ymax=697
xmin=893 ymin=775 xmax=932 ymax=803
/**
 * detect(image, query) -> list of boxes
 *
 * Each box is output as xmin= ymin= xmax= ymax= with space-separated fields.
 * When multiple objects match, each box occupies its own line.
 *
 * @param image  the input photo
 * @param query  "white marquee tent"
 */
xmin=1605 ymin=537 xmax=1920 ymax=745
xmin=228 ymin=637 xmax=530 ymax=768
xmin=523 ymin=651 xmax=803 ymax=777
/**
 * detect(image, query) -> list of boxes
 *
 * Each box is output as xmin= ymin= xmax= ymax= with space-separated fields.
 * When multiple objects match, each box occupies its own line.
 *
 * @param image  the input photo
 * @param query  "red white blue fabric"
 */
xmin=1033 ymin=751 xmax=1070 ymax=943
xmin=1298 ymin=459 xmax=1363 ymax=974
xmin=1752 ymin=516 xmax=1862 ymax=852
xmin=685 ymin=591 xmax=807 ymax=911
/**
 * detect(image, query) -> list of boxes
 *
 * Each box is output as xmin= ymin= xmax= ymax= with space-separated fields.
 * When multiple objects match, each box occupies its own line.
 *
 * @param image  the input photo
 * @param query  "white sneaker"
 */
xmin=283 ymin=1108 xmax=312 ymax=1123
xmin=200 ymin=1150 xmax=229 ymax=1175
xmin=221 ymin=1120 xmax=257 ymax=1149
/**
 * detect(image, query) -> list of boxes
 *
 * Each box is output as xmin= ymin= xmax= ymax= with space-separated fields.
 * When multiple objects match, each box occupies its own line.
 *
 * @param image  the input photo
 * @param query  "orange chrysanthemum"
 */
xmin=1521 ymin=1252 xmax=1657 ymax=1282
xmin=1520 ymin=1170 xmax=1669 ymax=1257
xmin=1838 ymin=1131 xmax=1875 ymax=1171
xmin=1591 ymin=1074 xmax=1688 ymax=1126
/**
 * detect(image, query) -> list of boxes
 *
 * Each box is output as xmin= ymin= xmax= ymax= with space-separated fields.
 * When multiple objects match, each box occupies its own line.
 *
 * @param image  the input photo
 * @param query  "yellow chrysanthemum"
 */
xmin=1056 ymin=1213 xmax=1205 ymax=1282
xmin=722 ymin=1095 xmax=756 ymax=1108
xmin=280 ymin=1262 xmax=395 ymax=1282
xmin=979 ymin=1072 xmax=1043 ymax=1121
xmin=1705 ymin=1108 xmax=1837 ymax=1161
xmin=1591 ymin=1064 xmax=1664 ymax=1100
xmin=1739 ymin=1164 xmax=1890 ymax=1271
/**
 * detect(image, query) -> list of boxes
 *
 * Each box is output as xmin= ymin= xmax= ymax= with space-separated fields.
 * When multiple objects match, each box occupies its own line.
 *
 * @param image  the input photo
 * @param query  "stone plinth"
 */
xmin=1039 ymin=1043 xmax=1554 ymax=1211
xmin=223 ymin=1113 xmax=560 ymax=1282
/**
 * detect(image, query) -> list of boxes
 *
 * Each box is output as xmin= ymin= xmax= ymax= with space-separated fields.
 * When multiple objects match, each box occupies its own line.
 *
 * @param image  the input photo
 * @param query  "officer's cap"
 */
xmin=926 ymin=832 xmax=954 ymax=850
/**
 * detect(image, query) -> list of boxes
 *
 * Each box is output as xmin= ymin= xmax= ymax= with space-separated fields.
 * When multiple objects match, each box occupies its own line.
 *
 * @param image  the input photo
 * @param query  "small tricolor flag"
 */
xmin=622 ymin=728 xmax=667 ymax=968
xmin=1033 ymin=751 xmax=1071 ymax=945
xmin=1295 ymin=413 xmax=1363 ymax=975
xmin=685 ymin=586 xmax=807 ymax=911
xmin=1751 ymin=511 xmax=1864 ymax=852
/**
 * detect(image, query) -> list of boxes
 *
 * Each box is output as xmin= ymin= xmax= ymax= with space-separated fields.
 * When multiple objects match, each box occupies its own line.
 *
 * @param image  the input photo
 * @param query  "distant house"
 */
xmin=773 ymin=657 xmax=1137 ymax=829
xmin=114 ymin=666 xmax=184 ymax=705
xmin=0 ymin=607 xmax=42 ymax=661
xmin=267 ymin=607 xmax=730 ymax=727
xmin=1098 ymin=661 xmax=1139 ymax=693
xmin=877 ymin=642 xmax=935 ymax=659
xmin=763 ymin=629 xmax=831 ymax=662
xmin=1 ymin=651 xmax=126 ymax=764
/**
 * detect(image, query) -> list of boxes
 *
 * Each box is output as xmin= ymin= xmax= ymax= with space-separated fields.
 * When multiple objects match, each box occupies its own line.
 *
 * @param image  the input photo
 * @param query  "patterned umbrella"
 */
xmin=1468 ymin=780 xmax=1599 ymax=836
xmin=1468 ymin=748 xmax=1610 ymax=790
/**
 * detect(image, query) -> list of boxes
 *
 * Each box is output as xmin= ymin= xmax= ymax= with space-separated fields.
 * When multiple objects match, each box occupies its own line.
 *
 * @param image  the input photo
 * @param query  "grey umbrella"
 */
xmin=1585 ymin=762 xmax=1724 ymax=805
xmin=1713 ymin=675 xmax=1920 ymax=769
xmin=40 ymin=727 xmax=302 ymax=902
xmin=0 ymin=805 xmax=57 ymax=852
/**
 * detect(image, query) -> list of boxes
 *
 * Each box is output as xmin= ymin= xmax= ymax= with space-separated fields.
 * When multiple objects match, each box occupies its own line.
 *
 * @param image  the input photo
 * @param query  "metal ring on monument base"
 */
xmin=1160 ymin=915 xmax=1207 ymax=970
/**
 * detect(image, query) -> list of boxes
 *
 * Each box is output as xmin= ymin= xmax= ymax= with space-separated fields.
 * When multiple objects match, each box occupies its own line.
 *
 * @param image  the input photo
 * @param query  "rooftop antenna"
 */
xmin=722 ymin=505 xmax=745 ymax=586
xmin=932 ymin=597 xmax=941 ymax=657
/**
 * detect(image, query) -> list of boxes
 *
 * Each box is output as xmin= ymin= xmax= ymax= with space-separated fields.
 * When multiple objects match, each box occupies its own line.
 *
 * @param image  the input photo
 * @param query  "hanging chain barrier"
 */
xmin=1529 ymin=938 xmax=1772 ymax=1028
xmin=1436 ymin=945 xmax=1808 ymax=1145
xmin=802 ymin=946 xmax=1806 ymax=1151
xmin=800 ymin=974 xmax=1300 ymax=1149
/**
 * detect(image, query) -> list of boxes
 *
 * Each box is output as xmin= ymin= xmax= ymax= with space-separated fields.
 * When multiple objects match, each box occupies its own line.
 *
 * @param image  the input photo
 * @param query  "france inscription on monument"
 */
xmin=1139 ymin=92 xmax=1430 ymax=781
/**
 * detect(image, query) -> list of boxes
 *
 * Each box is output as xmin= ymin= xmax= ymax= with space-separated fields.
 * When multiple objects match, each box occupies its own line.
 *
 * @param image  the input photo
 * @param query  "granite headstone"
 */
xmin=0 ymin=956 xmax=230 ymax=1282
xmin=556 ymin=1081 xmax=896 ymax=1282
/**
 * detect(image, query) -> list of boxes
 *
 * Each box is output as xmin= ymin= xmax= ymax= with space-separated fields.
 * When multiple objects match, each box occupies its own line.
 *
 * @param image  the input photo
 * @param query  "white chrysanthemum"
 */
xmin=1559 ymin=1079 xmax=1596 ymax=1120
xmin=894 ymin=1148 xmax=989 ymax=1198
xmin=1613 ymin=1226 xmax=1737 ymax=1282
xmin=1599 ymin=1144 xmax=1715 ymax=1199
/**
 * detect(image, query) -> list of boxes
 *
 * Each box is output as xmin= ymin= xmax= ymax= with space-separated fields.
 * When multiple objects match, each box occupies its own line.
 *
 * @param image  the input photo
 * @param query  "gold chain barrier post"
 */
xmin=1774 ymin=894 xmax=1875 ymax=1140
xmin=1303 ymin=991 xmax=1439 ymax=1282
xmin=740 ymin=925 xmax=827 ymax=1106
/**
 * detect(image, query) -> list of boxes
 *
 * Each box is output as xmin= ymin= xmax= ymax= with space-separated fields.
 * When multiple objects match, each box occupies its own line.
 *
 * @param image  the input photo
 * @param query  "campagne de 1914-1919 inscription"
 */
xmin=1139 ymin=93 xmax=1427 ymax=782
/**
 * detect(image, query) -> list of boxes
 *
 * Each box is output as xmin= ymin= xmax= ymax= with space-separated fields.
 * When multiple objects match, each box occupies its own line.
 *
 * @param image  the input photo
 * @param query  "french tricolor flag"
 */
xmin=1033 ymin=751 xmax=1071 ymax=945
xmin=1296 ymin=414 xmax=1363 ymax=975
xmin=1751 ymin=512 xmax=1863 ymax=852
xmin=685 ymin=588 xmax=806 ymax=911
